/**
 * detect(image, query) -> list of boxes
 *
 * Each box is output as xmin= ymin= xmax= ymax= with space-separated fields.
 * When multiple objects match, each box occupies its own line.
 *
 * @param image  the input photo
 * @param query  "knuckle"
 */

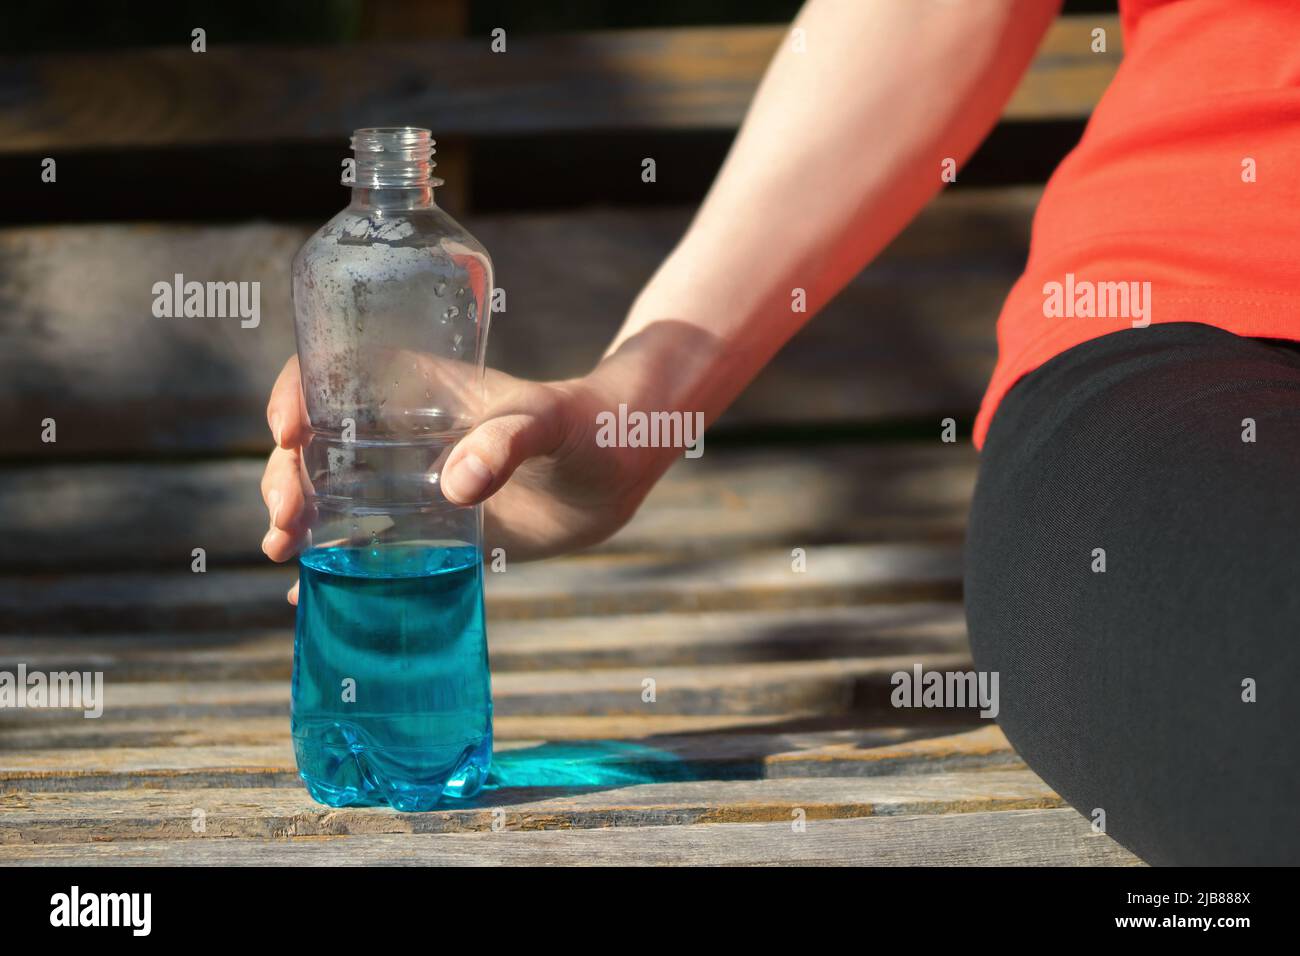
xmin=467 ymin=419 xmax=519 ymax=465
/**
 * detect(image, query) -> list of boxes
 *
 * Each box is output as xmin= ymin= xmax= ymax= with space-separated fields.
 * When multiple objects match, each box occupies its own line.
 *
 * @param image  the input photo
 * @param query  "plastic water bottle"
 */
xmin=289 ymin=127 xmax=494 ymax=811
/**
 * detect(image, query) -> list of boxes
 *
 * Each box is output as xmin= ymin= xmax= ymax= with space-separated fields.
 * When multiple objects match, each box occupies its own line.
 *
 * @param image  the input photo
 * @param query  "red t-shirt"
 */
xmin=974 ymin=0 xmax=1300 ymax=447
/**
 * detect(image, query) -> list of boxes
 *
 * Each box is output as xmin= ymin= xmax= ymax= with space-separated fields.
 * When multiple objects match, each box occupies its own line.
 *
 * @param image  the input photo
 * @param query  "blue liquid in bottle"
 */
xmin=291 ymin=542 xmax=492 ymax=811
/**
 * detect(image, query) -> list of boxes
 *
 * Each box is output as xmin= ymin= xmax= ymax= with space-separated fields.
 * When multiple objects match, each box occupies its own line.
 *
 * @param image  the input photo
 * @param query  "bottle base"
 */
xmin=294 ymin=727 xmax=492 ymax=812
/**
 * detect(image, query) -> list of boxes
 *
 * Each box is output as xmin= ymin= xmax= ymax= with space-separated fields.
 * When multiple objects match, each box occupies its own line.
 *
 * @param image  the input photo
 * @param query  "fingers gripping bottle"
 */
xmin=289 ymin=127 xmax=493 ymax=811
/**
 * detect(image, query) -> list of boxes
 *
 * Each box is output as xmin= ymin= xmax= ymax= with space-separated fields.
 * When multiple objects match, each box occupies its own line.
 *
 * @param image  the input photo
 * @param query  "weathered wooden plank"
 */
xmin=0 ymin=725 xmax=1017 ymax=791
xmin=0 ymin=190 xmax=1036 ymax=458
xmin=0 ymin=602 xmax=967 ymax=679
xmin=0 ymin=19 xmax=1119 ymax=154
xmin=0 ymin=713 xmax=806 ymax=751
xmin=0 ymin=651 xmax=976 ymax=725
xmin=0 ymin=770 xmax=1062 ymax=843
xmin=0 ymin=809 xmax=1143 ymax=866
xmin=0 ymin=443 xmax=976 ymax=570
xmin=0 ymin=541 xmax=963 ymax=633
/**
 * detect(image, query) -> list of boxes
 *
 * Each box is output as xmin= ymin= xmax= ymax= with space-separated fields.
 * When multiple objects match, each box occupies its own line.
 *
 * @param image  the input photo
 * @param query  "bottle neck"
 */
xmin=349 ymin=185 xmax=436 ymax=211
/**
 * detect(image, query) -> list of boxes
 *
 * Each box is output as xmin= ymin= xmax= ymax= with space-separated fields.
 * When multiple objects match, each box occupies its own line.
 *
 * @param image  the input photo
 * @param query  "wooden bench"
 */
xmin=0 ymin=9 xmax=1141 ymax=865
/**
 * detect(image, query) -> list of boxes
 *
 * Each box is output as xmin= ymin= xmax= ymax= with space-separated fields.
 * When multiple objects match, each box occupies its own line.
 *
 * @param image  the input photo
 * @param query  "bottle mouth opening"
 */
xmin=348 ymin=126 xmax=443 ymax=188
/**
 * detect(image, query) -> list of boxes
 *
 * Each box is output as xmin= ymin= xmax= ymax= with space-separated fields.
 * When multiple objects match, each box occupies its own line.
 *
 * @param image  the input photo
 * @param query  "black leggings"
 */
xmin=966 ymin=322 xmax=1300 ymax=866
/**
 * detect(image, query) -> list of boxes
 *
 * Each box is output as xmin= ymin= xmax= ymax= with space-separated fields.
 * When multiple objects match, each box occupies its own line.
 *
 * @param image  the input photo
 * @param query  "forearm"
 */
xmin=597 ymin=0 xmax=1061 ymax=425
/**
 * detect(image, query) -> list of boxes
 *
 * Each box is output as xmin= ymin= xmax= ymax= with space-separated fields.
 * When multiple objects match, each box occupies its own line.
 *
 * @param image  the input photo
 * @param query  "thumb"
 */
xmin=441 ymin=391 xmax=569 ymax=505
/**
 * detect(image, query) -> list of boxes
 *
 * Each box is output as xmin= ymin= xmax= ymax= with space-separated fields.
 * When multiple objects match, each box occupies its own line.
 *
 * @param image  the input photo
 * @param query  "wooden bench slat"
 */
xmin=0 ymin=808 xmax=1141 ymax=866
xmin=0 ymin=770 xmax=1061 ymax=843
xmin=0 ymin=725 xmax=1016 ymax=791
xmin=0 ymin=443 xmax=976 ymax=571
xmin=0 ymin=541 xmax=963 ymax=633
xmin=0 ymin=651 xmax=976 ymax=724
xmin=0 ymin=602 xmax=968 ymax=678
xmin=0 ymin=190 xmax=1037 ymax=458
xmin=0 ymin=713 xmax=805 ymax=750
xmin=0 ymin=19 xmax=1119 ymax=154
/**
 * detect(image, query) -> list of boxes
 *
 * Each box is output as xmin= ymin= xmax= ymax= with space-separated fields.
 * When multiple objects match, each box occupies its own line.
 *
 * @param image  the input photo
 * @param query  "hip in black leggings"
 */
xmin=965 ymin=322 xmax=1300 ymax=866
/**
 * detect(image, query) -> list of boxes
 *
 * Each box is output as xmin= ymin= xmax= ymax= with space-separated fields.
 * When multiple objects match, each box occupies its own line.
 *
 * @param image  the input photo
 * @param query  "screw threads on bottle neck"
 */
xmin=348 ymin=127 xmax=443 ymax=189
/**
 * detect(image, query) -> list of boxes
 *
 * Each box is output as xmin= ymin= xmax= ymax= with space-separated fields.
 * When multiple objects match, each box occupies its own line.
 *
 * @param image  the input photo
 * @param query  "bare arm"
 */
xmin=263 ymin=0 xmax=1062 ymax=581
xmin=596 ymin=0 xmax=1062 ymax=426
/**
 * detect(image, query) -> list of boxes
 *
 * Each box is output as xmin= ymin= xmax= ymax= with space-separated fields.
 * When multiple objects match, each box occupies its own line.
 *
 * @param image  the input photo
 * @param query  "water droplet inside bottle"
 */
xmin=456 ymin=287 xmax=466 ymax=297
xmin=434 ymin=280 xmax=447 ymax=296
xmin=444 ymin=306 xmax=460 ymax=321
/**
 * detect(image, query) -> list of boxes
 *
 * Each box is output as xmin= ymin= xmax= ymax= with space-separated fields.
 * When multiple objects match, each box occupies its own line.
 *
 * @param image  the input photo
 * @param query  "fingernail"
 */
xmin=267 ymin=489 xmax=283 ymax=529
xmin=444 ymin=453 xmax=492 ymax=503
xmin=271 ymin=413 xmax=284 ymax=447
